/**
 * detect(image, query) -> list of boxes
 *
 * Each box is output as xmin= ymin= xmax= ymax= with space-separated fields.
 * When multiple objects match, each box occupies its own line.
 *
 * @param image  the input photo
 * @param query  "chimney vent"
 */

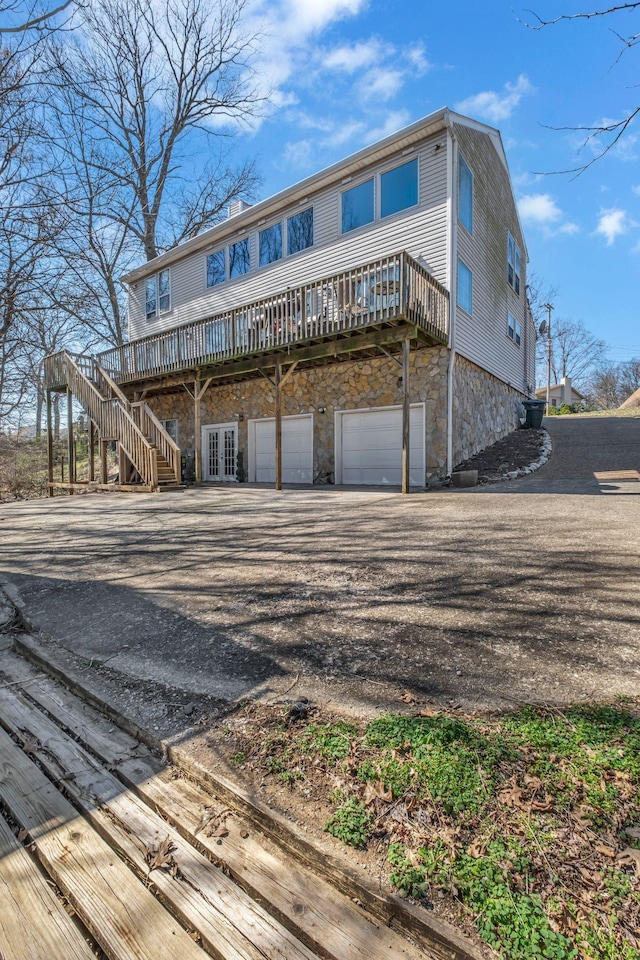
xmin=227 ymin=199 xmax=252 ymax=219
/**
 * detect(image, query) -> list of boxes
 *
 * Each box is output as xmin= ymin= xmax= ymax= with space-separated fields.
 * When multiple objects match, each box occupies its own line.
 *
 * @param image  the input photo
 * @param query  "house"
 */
xmin=535 ymin=377 xmax=585 ymax=410
xmin=44 ymin=107 xmax=535 ymax=493
xmin=620 ymin=387 xmax=640 ymax=409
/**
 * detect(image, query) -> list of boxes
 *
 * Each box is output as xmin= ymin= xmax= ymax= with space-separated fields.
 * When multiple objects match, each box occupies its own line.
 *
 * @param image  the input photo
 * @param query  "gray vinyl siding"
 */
xmin=128 ymin=133 xmax=448 ymax=340
xmin=453 ymin=123 xmax=530 ymax=394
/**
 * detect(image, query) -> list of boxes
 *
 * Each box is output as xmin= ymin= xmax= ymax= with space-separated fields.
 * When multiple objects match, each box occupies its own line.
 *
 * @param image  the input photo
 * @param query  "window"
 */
xmin=508 ymin=314 xmax=522 ymax=346
xmin=259 ymin=223 xmax=282 ymax=266
xmin=380 ymin=158 xmax=418 ymax=218
xmin=342 ymin=178 xmax=374 ymax=233
xmin=161 ymin=418 xmax=178 ymax=443
xmin=507 ymin=232 xmax=521 ymax=296
xmin=457 ymin=259 xmax=472 ymax=314
xmin=229 ymin=237 xmax=250 ymax=278
xmin=458 ymin=156 xmax=473 ymax=233
xmin=145 ymin=269 xmax=171 ymax=319
xmin=206 ymin=249 xmax=226 ymax=287
xmin=287 ymin=207 xmax=314 ymax=254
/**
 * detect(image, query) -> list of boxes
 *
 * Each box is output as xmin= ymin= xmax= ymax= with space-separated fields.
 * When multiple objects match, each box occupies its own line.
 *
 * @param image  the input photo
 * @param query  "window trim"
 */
xmin=507 ymin=232 xmax=521 ymax=296
xmin=145 ymin=269 xmax=171 ymax=320
xmin=458 ymin=154 xmax=473 ymax=234
xmin=507 ymin=313 xmax=522 ymax=347
xmin=457 ymin=258 xmax=473 ymax=315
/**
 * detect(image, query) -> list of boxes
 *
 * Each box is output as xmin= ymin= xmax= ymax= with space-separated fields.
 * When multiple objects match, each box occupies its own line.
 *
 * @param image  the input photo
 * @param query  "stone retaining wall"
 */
xmin=148 ymin=348 xmax=525 ymax=485
xmin=453 ymin=355 xmax=525 ymax=467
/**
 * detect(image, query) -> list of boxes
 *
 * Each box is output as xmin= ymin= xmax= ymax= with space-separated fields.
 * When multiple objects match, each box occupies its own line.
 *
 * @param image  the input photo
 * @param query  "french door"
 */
xmin=202 ymin=423 xmax=237 ymax=482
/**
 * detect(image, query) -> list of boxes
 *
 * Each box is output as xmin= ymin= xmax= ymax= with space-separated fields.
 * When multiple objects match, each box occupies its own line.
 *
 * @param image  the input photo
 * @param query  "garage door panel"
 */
xmin=339 ymin=407 xmax=424 ymax=486
xmin=252 ymin=416 xmax=313 ymax=484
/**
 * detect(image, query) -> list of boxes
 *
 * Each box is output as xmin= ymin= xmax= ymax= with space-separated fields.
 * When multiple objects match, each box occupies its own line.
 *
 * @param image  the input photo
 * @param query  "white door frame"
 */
xmin=201 ymin=421 xmax=238 ymax=482
xmin=334 ymin=403 xmax=426 ymax=486
xmin=247 ymin=413 xmax=314 ymax=483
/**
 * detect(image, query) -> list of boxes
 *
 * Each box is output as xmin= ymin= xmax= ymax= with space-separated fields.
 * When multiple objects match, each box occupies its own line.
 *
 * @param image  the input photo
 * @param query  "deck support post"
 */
xmin=193 ymin=377 xmax=212 ymax=485
xmin=88 ymin=421 xmax=95 ymax=482
xmin=118 ymin=445 xmax=128 ymax=485
xmin=66 ymin=388 xmax=75 ymax=495
xmin=100 ymin=440 xmax=108 ymax=484
xmin=46 ymin=390 xmax=54 ymax=498
xmin=401 ymin=337 xmax=410 ymax=495
xmin=275 ymin=361 xmax=282 ymax=491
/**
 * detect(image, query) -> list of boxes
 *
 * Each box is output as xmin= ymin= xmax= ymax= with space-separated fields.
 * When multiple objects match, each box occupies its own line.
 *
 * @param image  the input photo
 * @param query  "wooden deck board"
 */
xmin=0 ymin=679 xmax=321 ymax=960
xmin=0 ymin=649 xmax=434 ymax=960
xmin=0 ymin=725 xmax=207 ymax=960
xmin=0 ymin=810 xmax=96 ymax=960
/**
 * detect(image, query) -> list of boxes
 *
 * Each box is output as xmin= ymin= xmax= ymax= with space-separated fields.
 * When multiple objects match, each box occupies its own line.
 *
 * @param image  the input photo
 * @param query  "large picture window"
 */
xmin=457 ymin=259 xmax=473 ymax=314
xmin=341 ymin=178 xmax=374 ymax=233
xmin=206 ymin=249 xmax=226 ymax=287
xmin=458 ymin=156 xmax=473 ymax=234
xmin=380 ymin=158 xmax=418 ymax=218
xmin=259 ymin=223 xmax=283 ymax=266
xmin=229 ymin=237 xmax=251 ymax=278
xmin=287 ymin=207 xmax=314 ymax=254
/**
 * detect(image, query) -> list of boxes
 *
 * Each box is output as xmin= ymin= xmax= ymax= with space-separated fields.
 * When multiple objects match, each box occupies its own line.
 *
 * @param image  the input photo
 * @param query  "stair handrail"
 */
xmin=132 ymin=401 xmax=182 ymax=485
xmin=94 ymin=361 xmax=132 ymax=412
xmin=63 ymin=351 xmax=160 ymax=489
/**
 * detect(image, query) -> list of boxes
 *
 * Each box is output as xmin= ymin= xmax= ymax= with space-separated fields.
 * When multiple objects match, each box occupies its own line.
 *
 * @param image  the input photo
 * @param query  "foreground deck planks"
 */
xmin=0 ymin=725 xmax=208 ymax=960
xmin=0 ymin=679 xmax=322 ymax=960
xmin=0 ymin=648 xmax=436 ymax=960
xmin=0 ymin=811 xmax=96 ymax=960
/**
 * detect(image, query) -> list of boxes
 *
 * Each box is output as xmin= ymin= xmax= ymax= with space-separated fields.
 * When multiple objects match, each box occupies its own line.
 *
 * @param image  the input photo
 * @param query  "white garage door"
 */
xmin=250 ymin=414 xmax=313 ymax=483
xmin=338 ymin=406 xmax=425 ymax=486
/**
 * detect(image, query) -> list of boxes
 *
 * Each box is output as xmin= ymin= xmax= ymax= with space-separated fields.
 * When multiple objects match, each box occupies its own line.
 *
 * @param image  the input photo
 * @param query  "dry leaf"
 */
xmin=17 ymin=828 xmax=29 ymax=842
xmin=23 ymin=736 xmax=40 ymax=755
xmin=414 ymin=706 xmax=438 ymax=718
xmin=145 ymin=836 xmax=177 ymax=873
xmin=363 ymin=780 xmax=393 ymax=805
xmin=210 ymin=824 xmax=229 ymax=838
xmin=624 ymin=826 xmax=640 ymax=840
xmin=466 ymin=839 xmax=486 ymax=859
xmin=400 ymin=692 xmax=417 ymax=705
xmin=593 ymin=842 xmax=616 ymax=858
xmin=617 ymin=847 xmax=640 ymax=877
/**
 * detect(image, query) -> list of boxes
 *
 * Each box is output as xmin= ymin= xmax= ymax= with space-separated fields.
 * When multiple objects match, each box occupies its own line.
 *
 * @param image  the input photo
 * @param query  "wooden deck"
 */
xmin=0 ymin=644 xmax=480 ymax=960
xmin=44 ymin=252 xmax=449 ymax=396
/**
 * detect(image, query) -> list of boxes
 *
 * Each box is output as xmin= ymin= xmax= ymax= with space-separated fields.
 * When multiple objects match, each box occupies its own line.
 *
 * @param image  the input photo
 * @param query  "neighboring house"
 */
xmin=44 ymin=107 xmax=534 ymax=492
xmin=620 ymin=387 xmax=640 ymax=409
xmin=535 ymin=377 xmax=585 ymax=409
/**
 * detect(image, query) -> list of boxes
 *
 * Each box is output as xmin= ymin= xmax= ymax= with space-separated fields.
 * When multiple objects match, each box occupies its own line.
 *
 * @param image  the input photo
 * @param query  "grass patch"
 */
xmin=218 ymin=700 xmax=640 ymax=960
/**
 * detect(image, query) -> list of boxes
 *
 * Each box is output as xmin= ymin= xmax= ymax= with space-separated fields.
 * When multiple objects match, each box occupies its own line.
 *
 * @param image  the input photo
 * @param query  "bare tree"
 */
xmin=0 ymin=0 xmax=73 ymax=34
xmin=526 ymin=4 xmax=640 ymax=173
xmin=535 ymin=317 xmax=608 ymax=388
xmin=588 ymin=356 xmax=640 ymax=407
xmin=47 ymin=0 xmax=262 ymax=270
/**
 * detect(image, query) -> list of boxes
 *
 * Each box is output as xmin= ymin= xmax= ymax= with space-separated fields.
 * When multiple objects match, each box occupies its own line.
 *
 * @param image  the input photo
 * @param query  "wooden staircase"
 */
xmin=58 ymin=351 xmax=182 ymax=492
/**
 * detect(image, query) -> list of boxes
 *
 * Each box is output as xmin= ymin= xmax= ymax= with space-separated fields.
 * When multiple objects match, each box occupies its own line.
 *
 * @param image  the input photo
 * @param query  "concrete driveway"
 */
xmin=0 ymin=414 xmax=638 ymax=719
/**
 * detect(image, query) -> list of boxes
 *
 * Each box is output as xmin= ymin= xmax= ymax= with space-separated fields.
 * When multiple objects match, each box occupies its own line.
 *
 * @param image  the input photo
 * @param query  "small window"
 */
xmin=507 ymin=232 xmax=521 ymax=296
xmin=259 ymin=223 xmax=282 ymax=266
xmin=380 ymin=158 xmax=418 ymax=218
xmin=145 ymin=270 xmax=171 ymax=319
xmin=457 ymin=259 xmax=472 ymax=314
xmin=287 ymin=207 xmax=313 ymax=255
xmin=229 ymin=237 xmax=250 ymax=279
xmin=458 ymin=156 xmax=473 ymax=234
xmin=342 ymin=178 xmax=374 ymax=233
xmin=161 ymin=418 xmax=178 ymax=443
xmin=508 ymin=314 xmax=522 ymax=347
xmin=145 ymin=277 xmax=157 ymax=319
xmin=206 ymin=249 xmax=226 ymax=287
xmin=158 ymin=269 xmax=170 ymax=313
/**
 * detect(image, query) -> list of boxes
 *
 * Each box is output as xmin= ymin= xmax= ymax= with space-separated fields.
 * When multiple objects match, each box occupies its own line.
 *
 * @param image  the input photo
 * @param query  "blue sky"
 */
xmin=231 ymin=0 xmax=640 ymax=365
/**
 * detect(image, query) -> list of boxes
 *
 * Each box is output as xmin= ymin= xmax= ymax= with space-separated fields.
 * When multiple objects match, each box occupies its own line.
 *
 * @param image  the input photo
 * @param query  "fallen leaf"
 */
xmin=593 ymin=842 xmax=616 ymax=858
xmin=414 ymin=706 xmax=439 ymax=718
xmin=145 ymin=836 xmax=177 ymax=873
xmin=624 ymin=826 xmax=640 ymax=840
xmin=363 ymin=780 xmax=393 ymax=805
xmin=22 ymin=736 xmax=40 ymax=755
xmin=400 ymin=692 xmax=417 ymax=705
xmin=17 ymin=828 xmax=29 ymax=842
xmin=617 ymin=847 xmax=640 ymax=877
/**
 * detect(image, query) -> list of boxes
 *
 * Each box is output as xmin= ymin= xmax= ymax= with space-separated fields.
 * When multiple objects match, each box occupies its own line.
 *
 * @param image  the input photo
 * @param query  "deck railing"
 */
xmin=81 ymin=251 xmax=449 ymax=387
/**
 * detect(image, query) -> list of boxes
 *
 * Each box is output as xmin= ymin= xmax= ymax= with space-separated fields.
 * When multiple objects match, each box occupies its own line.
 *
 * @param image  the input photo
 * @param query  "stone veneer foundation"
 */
xmin=148 ymin=346 xmax=526 ymax=485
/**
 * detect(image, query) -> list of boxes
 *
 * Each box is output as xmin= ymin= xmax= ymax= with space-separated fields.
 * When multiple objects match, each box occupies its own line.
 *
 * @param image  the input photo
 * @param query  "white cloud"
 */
xmin=455 ymin=74 xmax=533 ymax=124
xmin=323 ymin=38 xmax=384 ymax=74
xmin=517 ymin=193 xmax=580 ymax=238
xmin=357 ymin=66 xmax=404 ymax=101
xmin=518 ymin=193 xmax=562 ymax=225
xmin=595 ymin=208 xmax=630 ymax=245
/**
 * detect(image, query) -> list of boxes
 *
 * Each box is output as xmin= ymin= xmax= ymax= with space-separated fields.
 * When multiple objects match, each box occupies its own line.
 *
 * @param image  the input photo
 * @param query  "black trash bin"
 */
xmin=522 ymin=399 xmax=546 ymax=429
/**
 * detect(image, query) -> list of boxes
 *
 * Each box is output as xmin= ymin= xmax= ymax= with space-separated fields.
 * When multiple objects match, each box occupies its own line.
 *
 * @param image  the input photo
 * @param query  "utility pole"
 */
xmin=543 ymin=302 xmax=553 ymax=415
